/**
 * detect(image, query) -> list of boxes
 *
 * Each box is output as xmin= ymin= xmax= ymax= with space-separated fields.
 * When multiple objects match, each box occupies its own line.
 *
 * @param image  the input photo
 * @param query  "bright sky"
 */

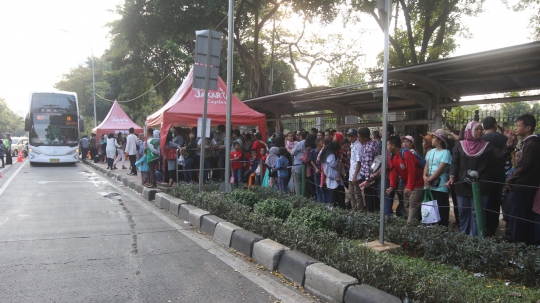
xmin=0 ymin=0 xmax=536 ymax=117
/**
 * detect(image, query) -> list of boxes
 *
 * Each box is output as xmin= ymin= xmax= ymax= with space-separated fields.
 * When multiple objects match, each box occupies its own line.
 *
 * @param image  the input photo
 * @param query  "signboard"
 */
xmin=197 ymin=118 xmax=211 ymax=138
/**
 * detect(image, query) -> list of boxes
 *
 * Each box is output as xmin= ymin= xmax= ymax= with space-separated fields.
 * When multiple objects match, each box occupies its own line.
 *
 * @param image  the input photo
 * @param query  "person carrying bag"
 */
xmin=421 ymin=189 xmax=441 ymax=224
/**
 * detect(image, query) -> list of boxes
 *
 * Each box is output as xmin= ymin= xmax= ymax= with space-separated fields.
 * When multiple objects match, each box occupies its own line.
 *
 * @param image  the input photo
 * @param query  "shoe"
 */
xmin=127 ymin=172 xmax=133 ymax=176
xmin=122 ymin=166 xmax=127 ymax=169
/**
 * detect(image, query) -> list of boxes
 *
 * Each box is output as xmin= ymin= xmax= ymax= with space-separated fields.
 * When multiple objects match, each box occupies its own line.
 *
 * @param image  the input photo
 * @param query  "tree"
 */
xmin=0 ymin=99 xmax=25 ymax=136
xmin=513 ymin=0 xmax=540 ymax=39
xmin=443 ymin=105 xmax=479 ymax=132
xmin=349 ymin=0 xmax=485 ymax=68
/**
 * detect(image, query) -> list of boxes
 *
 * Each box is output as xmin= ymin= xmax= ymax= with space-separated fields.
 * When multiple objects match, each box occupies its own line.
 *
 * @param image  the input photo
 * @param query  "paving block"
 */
xmin=277 ymin=250 xmax=319 ymax=286
xmin=252 ymin=239 xmax=288 ymax=272
xmin=179 ymin=204 xmax=198 ymax=222
xmin=167 ymin=197 xmax=187 ymax=216
xmin=128 ymin=180 xmax=139 ymax=191
xmin=344 ymin=284 xmax=401 ymax=303
xmin=200 ymin=215 xmax=226 ymax=236
xmin=122 ymin=177 xmax=130 ymax=186
xmin=214 ymin=222 xmax=243 ymax=247
xmin=134 ymin=184 xmax=144 ymax=195
xmin=142 ymin=187 xmax=158 ymax=201
xmin=304 ymin=263 xmax=358 ymax=303
xmin=188 ymin=208 xmax=210 ymax=229
xmin=230 ymin=229 xmax=263 ymax=257
xmin=107 ymin=171 xmax=115 ymax=178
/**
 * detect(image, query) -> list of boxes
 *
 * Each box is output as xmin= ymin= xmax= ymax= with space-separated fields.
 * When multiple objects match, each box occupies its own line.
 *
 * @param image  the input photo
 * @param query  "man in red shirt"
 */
xmin=386 ymin=136 xmax=424 ymax=223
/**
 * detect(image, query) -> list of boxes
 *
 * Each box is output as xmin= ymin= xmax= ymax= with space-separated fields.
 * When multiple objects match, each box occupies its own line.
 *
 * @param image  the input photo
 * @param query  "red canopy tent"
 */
xmin=92 ymin=100 xmax=143 ymax=139
xmin=146 ymin=68 xmax=266 ymax=153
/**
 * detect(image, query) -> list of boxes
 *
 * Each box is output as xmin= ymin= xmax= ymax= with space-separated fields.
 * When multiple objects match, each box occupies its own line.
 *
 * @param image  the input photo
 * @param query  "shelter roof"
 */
xmin=92 ymin=100 xmax=142 ymax=134
xmin=243 ymin=41 xmax=540 ymax=117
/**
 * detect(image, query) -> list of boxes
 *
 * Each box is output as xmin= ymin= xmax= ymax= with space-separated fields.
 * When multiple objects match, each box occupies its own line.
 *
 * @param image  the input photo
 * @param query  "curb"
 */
xmin=83 ymin=160 xmax=401 ymax=303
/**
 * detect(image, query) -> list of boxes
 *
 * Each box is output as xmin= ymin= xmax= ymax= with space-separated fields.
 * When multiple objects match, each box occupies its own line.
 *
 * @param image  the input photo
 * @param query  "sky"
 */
xmin=0 ymin=0 xmax=536 ymax=117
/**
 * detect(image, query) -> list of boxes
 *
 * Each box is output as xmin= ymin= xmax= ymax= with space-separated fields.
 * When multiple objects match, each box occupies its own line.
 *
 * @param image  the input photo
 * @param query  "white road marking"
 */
xmin=94 ymin=169 xmax=313 ymax=303
xmin=0 ymin=218 xmax=9 ymax=226
xmin=0 ymin=161 xmax=27 ymax=197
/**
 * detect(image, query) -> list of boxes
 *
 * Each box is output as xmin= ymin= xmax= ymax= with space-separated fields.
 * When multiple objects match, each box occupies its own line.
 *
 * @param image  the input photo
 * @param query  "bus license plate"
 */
xmin=50 ymin=159 xmax=59 ymax=163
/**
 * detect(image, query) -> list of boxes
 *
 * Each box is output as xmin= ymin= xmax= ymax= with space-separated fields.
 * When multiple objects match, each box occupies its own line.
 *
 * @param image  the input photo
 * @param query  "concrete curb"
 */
xmin=188 ymin=208 xmax=210 ymax=229
xmin=277 ymin=249 xmax=319 ymax=287
xmin=252 ymin=239 xmax=288 ymax=272
xmin=345 ymin=284 xmax=402 ymax=303
xmin=200 ymin=215 xmax=226 ymax=237
xmin=214 ymin=222 xmax=243 ymax=247
xmin=304 ymin=262 xmax=358 ymax=303
xmin=230 ymin=229 xmax=263 ymax=257
xmin=83 ymin=160 xmax=402 ymax=303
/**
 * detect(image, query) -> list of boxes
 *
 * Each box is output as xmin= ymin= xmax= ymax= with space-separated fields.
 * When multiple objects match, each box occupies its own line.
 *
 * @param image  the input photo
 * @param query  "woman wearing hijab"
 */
xmin=164 ymin=132 xmax=179 ymax=187
xmin=446 ymin=121 xmax=507 ymax=236
xmin=263 ymin=146 xmax=279 ymax=188
xmin=106 ymin=133 xmax=120 ymax=170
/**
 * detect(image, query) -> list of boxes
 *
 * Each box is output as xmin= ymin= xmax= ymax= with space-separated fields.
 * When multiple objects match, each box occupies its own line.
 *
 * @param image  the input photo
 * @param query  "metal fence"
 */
xmin=443 ymin=107 xmax=540 ymax=133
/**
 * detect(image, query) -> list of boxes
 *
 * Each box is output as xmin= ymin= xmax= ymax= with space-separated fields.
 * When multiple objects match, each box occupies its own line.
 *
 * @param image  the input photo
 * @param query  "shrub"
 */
xmin=226 ymin=189 xmax=260 ymax=208
xmin=287 ymin=206 xmax=334 ymax=231
xmin=253 ymin=198 xmax=293 ymax=221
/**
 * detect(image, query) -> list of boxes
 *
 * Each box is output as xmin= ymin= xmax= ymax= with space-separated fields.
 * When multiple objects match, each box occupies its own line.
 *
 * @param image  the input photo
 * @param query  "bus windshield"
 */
xmin=29 ymin=92 xmax=80 ymax=147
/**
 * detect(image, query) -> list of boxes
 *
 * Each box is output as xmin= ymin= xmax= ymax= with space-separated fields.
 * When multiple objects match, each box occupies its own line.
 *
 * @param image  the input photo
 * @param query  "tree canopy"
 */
xmin=0 ymin=98 xmax=25 ymax=137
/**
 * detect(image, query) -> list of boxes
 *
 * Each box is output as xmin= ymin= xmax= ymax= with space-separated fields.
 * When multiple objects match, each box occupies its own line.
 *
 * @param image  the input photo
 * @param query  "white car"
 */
xmin=11 ymin=136 xmax=29 ymax=157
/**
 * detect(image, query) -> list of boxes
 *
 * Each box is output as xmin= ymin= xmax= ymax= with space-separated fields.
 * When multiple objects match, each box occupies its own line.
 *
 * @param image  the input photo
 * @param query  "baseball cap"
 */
xmin=346 ymin=128 xmax=357 ymax=136
xmin=401 ymin=135 xmax=414 ymax=144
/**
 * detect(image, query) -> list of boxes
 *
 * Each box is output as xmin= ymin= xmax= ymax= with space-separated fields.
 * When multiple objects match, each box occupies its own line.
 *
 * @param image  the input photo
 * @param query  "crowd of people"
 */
xmin=83 ymin=114 xmax=540 ymax=245
xmin=0 ymin=133 xmax=14 ymax=168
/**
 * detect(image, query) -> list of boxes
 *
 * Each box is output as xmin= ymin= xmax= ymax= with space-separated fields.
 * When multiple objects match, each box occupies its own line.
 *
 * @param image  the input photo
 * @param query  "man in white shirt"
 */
xmin=125 ymin=127 xmax=138 ymax=176
xmin=347 ymin=128 xmax=364 ymax=211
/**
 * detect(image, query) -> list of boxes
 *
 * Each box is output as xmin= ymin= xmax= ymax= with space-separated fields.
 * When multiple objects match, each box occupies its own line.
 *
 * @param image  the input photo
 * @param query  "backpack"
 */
xmin=400 ymin=148 xmax=426 ymax=168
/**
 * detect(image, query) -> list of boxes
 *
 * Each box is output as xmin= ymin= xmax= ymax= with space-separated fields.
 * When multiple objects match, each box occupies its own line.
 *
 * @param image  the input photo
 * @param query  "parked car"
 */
xmin=11 ymin=136 xmax=29 ymax=157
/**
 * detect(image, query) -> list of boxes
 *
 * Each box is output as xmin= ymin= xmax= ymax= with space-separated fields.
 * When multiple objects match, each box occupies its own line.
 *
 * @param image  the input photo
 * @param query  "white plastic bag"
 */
xmin=421 ymin=190 xmax=441 ymax=224
xmin=288 ymin=177 xmax=295 ymax=193
xmin=177 ymin=155 xmax=185 ymax=166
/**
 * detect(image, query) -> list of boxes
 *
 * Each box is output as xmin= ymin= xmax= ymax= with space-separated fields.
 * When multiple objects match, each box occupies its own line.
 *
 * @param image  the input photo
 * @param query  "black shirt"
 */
xmin=481 ymin=131 xmax=508 ymax=182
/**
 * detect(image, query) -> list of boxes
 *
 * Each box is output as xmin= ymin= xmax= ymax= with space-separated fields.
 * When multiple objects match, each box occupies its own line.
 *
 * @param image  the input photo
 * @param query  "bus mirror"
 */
xmin=25 ymin=116 xmax=30 ymax=131
xmin=79 ymin=116 xmax=85 ymax=132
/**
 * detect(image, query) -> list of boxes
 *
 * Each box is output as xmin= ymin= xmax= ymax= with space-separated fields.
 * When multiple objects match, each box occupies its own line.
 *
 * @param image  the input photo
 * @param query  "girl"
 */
xmin=320 ymin=141 xmax=342 ymax=205
xmin=285 ymin=132 xmax=296 ymax=153
xmin=183 ymin=132 xmax=198 ymax=183
xmin=113 ymin=132 xmax=126 ymax=169
xmin=264 ymin=147 xmax=279 ymax=188
xmin=401 ymin=135 xmax=419 ymax=155
xmin=423 ymin=129 xmax=452 ymax=227
xmin=135 ymin=154 xmax=150 ymax=186
xmin=276 ymin=147 xmax=290 ymax=193
xmin=164 ymin=132 xmax=179 ymax=187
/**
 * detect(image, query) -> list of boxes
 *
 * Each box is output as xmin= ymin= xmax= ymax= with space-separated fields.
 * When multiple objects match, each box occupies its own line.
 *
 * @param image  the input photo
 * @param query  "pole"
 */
xmin=471 ymin=181 xmax=485 ymax=238
xmin=378 ymin=0 xmax=391 ymax=245
xmin=269 ymin=12 xmax=276 ymax=94
xmin=198 ymin=31 xmax=212 ymax=193
xmin=220 ymin=0 xmax=235 ymax=193
xmin=91 ymin=53 xmax=96 ymax=128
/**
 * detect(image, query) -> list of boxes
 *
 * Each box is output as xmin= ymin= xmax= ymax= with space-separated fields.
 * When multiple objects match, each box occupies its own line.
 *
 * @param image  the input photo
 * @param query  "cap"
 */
xmin=346 ymin=128 xmax=357 ymax=136
xmin=401 ymin=135 xmax=414 ymax=144
xmin=430 ymin=129 xmax=449 ymax=144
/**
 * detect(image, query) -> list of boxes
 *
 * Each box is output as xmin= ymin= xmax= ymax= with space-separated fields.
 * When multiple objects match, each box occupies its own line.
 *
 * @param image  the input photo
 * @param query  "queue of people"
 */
xmin=82 ymin=115 xmax=540 ymax=246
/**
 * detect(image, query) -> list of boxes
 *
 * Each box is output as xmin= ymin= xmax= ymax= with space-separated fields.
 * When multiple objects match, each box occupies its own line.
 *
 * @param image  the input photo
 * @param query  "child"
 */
xmin=244 ymin=150 xmax=260 ymax=182
xmin=231 ymin=142 xmax=243 ymax=188
xmin=276 ymin=147 xmax=290 ymax=193
xmin=285 ymin=132 xmax=296 ymax=153
xmin=135 ymin=154 xmax=150 ymax=186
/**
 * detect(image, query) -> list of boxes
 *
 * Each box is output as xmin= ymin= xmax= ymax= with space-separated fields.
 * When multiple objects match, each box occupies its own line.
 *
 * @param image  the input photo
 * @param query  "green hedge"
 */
xmin=168 ymin=183 xmax=540 ymax=302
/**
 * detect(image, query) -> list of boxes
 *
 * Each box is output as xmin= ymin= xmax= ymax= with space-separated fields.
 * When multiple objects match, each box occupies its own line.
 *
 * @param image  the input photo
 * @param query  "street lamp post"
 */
xmin=59 ymin=29 xmax=97 ymax=128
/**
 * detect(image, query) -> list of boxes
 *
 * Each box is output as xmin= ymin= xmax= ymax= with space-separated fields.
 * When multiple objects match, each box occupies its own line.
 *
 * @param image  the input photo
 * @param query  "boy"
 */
xmin=276 ymin=147 xmax=290 ymax=193
xmin=244 ymin=150 xmax=260 ymax=182
xmin=231 ymin=142 xmax=243 ymax=188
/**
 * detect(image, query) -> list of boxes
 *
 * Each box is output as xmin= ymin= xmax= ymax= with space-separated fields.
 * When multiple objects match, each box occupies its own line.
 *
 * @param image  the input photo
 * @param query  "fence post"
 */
xmin=471 ymin=180 xmax=485 ymax=239
xmin=301 ymin=164 xmax=306 ymax=197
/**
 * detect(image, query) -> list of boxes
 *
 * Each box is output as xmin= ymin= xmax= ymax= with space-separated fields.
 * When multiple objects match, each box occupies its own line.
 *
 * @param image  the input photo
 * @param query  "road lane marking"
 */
xmin=95 ymin=169 xmax=312 ymax=303
xmin=0 ymin=218 xmax=9 ymax=226
xmin=0 ymin=160 xmax=27 ymax=197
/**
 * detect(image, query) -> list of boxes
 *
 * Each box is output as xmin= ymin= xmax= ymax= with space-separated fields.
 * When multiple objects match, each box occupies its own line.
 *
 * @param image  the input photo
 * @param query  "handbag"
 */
xmin=421 ymin=190 xmax=441 ymax=224
xmin=164 ymin=147 xmax=177 ymax=160
xmin=427 ymin=173 xmax=441 ymax=187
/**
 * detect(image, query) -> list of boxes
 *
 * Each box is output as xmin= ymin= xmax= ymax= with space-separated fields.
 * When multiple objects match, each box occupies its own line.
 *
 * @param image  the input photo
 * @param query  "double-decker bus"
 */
xmin=25 ymin=91 xmax=84 ymax=165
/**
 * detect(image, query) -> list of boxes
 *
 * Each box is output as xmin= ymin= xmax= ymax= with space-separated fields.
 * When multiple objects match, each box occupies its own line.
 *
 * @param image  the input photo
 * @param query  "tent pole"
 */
xmin=221 ymin=0 xmax=234 ymax=193
xmin=199 ymin=31 xmax=212 ymax=192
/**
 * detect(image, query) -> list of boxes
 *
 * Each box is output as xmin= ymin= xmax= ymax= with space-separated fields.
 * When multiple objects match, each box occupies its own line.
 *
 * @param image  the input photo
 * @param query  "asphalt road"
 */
xmin=0 ymin=160 xmax=313 ymax=303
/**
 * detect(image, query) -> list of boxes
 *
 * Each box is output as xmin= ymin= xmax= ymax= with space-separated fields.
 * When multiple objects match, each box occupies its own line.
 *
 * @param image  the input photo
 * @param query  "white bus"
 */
xmin=25 ymin=91 xmax=84 ymax=165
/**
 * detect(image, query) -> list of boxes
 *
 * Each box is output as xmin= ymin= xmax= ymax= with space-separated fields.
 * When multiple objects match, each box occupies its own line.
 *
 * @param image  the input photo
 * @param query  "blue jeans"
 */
xmin=324 ymin=187 xmax=334 ymax=204
xmin=278 ymin=176 xmax=288 ymax=193
xmin=233 ymin=168 xmax=243 ymax=188
xmin=203 ymin=158 xmax=211 ymax=182
xmin=456 ymin=195 xmax=487 ymax=237
xmin=314 ymin=173 xmax=324 ymax=202
xmin=183 ymin=157 xmax=195 ymax=182
xmin=377 ymin=178 xmax=394 ymax=217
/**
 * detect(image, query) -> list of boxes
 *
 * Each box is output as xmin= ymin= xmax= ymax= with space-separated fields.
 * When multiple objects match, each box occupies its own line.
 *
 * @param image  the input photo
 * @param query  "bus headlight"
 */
xmin=66 ymin=148 xmax=78 ymax=155
xmin=29 ymin=148 xmax=42 ymax=155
